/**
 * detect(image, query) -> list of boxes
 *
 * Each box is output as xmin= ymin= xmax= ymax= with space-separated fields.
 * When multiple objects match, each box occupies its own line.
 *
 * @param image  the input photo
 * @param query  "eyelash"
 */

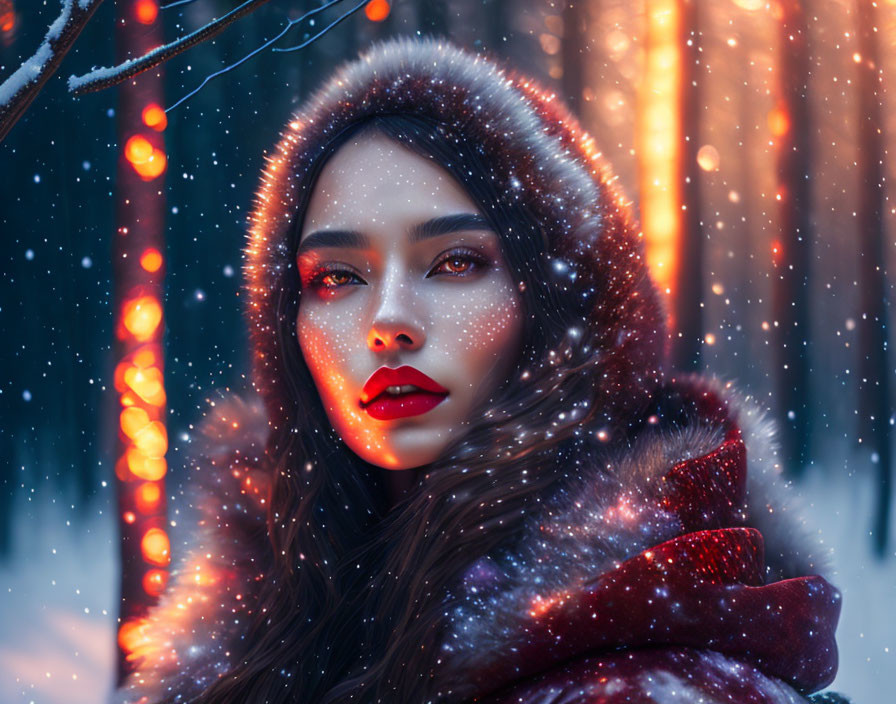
xmin=305 ymin=248 xmax=490 ymax=291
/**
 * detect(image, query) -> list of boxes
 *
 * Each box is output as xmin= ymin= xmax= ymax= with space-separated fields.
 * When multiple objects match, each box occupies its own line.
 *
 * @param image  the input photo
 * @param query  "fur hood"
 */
xmin=113 ymin=37 xmax=843 ymax=703
xmin=244 ymin=35 xmax=665 ymax=439
xmin=114 ymin=377 xmax=841 ymax=704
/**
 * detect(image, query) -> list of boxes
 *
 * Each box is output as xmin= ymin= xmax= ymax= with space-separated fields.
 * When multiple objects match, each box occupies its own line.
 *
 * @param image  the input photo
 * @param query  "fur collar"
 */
xmin=113 ymin=373 xmax=831 ymax=704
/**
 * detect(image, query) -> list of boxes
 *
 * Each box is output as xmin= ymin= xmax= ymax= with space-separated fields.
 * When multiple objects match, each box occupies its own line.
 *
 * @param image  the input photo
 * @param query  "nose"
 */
xmin=368 ymin=325 xmax=422 ymax=351
xmin=366 ymin=272 xmax=425 ymax=353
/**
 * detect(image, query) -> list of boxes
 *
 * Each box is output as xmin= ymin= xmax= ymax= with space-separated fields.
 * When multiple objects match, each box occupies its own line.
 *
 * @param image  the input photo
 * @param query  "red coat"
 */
xmin=114 ymin=376 xmax=844 ymax=704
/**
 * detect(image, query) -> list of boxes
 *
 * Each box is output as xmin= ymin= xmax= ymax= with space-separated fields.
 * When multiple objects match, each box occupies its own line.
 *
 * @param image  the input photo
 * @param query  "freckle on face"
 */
xmin=295 ymin=132 xmax=524 ymax=471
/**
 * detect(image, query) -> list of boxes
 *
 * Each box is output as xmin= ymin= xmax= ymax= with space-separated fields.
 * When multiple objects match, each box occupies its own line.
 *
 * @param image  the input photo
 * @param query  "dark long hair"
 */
xmin=188 ymin=113 xmax=612 ymax=703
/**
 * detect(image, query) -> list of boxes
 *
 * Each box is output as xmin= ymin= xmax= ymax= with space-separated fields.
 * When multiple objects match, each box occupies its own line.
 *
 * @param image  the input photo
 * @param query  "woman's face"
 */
xmin=296 ymin=132 xmax=524 ymax=470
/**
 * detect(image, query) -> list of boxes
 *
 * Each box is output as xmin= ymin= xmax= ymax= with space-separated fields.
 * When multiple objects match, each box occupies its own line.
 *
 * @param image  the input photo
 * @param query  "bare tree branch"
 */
xmin=167 ymin=0 xmax=367 ymax=112
xmin=68 ymin=0 xmax=277 ymax=96
xmin=0 ymin=0 xmax=104 ymax=143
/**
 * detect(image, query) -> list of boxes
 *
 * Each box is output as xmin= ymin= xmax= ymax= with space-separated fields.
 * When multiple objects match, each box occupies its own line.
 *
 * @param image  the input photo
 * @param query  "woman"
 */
xmin=116 ymin=37 xmax=846 ymax=703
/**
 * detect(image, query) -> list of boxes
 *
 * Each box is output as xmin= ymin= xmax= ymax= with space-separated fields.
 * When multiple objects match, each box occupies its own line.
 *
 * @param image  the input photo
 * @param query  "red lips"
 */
xmin=360 ymin=366 xmax=449 ymax=421
xmin=360 ymin=365 xmax=449 ymax=406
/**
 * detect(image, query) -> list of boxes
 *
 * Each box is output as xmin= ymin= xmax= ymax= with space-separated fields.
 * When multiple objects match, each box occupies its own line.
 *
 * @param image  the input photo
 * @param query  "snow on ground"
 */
xmin=0 ymin=486 xmax=117 ymax=704
xmin=800 ymin=451 xmax=896 ymax=704
xmin=0 ymin=450 xmax=892 ymax=703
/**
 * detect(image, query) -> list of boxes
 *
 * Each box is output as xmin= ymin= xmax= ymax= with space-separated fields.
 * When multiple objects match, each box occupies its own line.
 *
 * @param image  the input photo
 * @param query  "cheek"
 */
xmin=438 ymin=286 xmax=523 ymax=373
xmin=297 ymin=306 xmax=363 ymax=396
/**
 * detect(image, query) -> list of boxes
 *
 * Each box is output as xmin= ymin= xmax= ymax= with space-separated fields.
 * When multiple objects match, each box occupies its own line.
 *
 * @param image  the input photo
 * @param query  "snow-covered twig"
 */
xmin=68 ymin=0 xmax=276 ymax=96
xmin=0 ymin=0 xmax=104 ymax=143
xmin=167 ymin=0 xmax=369 ymax=112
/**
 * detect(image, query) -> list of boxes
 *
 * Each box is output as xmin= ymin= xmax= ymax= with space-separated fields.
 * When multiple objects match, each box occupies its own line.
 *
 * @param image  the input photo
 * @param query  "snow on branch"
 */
xmin=0 ymin=0 xmax=104 ymax=143
xmin=68 ymin=0 xmax=276 ymax=96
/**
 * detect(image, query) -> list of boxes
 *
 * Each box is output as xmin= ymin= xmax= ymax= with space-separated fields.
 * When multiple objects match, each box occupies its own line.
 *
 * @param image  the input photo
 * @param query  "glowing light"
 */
xmin=135 ymin=149 xmax=167 ymax=180
xmin=767 ymin=105 xmax=790 ymax=137
xmin=124 ymin=365 xmax=166 ymax=406
xmin=118 ymin=618 xmax=150 ymax=653
xmin=125 ymin=135 xmax=152 ymax=163
xmin=143 ymin=568 xmax=168 ymax=596
xmin=133 ymin=345 xmax=158 ymax=368
xmin=122 ymin=295 xmax=162 ymax=341
xmin=126 ymin=447 xmax=167 ymax=481
xmin=529 ymin=590 xmax=571 ymax=618
xmin=637 ymin=0 xmax=681 ymax=299
xmin=1 ymin=7 xmax=15 ymax=34
xmin=120 ymin=406 xmax=150 ymax=438
xmin=140 ymin=247 xmax=163 ymax=273
xmin=124 ymin=134 xmax=167 ymax=180
xmin=123 ymin=511 xmax=137 ymax=524
xmin=705 ymin=333 xmax=716 ymax=345
xmin=696 ymin=145 xmax=720 ymax=171
xmin=771 ymin=240 xmax=783 ymax=262
xmin=539 ymin=33 xmax=561 ymax=55
xmin=133 ymin=421 xmax=168 ymax=458
xmin=135 ymin=482 xmax=162 ymax=514
xmin=141 ymin=528 xmax=171 ymax=566
xmin=141 ymin=103 xmax=167 ymax=131
xmin=135 ymin=0 xmax=158 ymax=24
xmin=732 ymin=0 xmax=763 ymax=9
xmin=364 ymin=0 xmax=390 ymax=22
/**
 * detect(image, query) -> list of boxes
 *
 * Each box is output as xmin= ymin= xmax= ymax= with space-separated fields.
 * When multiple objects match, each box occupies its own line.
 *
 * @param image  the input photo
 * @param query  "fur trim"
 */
xmin=114 ymin=377 xmax=833 ymax=703
xmin=113 ymin=393 xmax=270 ymax=704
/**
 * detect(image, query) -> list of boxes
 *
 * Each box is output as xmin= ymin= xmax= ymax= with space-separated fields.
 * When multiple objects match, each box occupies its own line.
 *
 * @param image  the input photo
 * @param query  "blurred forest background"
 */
xmin=0 ymin=0 xmax=893 ymax=702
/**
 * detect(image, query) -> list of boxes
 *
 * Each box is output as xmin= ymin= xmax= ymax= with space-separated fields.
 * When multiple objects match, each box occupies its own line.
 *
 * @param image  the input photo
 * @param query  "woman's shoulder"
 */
xmin=113 ymin=392 xmax=271 ymax=704
xmin=437 ymin=372 xmax=845 ymax=703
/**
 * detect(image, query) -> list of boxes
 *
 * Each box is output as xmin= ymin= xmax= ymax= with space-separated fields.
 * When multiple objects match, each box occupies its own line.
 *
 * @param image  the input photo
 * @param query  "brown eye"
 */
xmin=428 ymin=248 xmax=489 ymax=278
xmin=306 ymin=267 xmax=363 ymax=292
xmin=321 ymin=271 xmax=354 ymax=287
xmin=441 ymin=257 xmax=471 ymax=274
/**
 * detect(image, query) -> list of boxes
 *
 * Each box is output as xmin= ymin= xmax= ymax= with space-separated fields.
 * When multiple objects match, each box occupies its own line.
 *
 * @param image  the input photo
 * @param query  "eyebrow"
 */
xmin=296 ymin=213 xmax=493 ymax=258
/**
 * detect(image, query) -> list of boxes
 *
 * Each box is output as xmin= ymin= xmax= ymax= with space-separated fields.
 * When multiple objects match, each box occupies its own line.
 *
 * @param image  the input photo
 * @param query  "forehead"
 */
xmin=300 ymin=132 xmax=483 ymax=237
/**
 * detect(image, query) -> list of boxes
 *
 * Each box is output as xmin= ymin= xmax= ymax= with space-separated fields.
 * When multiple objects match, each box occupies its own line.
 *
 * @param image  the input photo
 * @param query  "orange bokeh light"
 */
xmin=123 ymin=511 xmax=137 ymax=524
xmin=122 ymin=295 xmax=162 ymax=341
xmin=125 ymin=135 xmax=152 ymax=163
xmin=143 ymin=568 xmax=169 ymax=596
xmin=771 ymin=240 xmax=783 ymax=262
xmin=124 ymin=365 xmax=166 ymax=406
xmin=124 ymin=134 xmax=167 ymax=180
xmin=133 ymin=345 xmax=158 ymax=368
xmin=118 ymin=618 xmax=150 ymax=653
xmin=134 ymin=149 xmax=167 ymax=180
xmin=140 ymin=247 xmax=163 ymax=272
xmin=141 ymin=528 xmax=171 ymax=566
xmin=126 ymin=447 xmax=167 ymax=481
xmin=768 ymin=106 xmax=790 ymax=137
xmin=1 ymin=9 xmax=15 ymax=33
xmin=136 ymin=481 xmax=162 ymax=514
xmin=135 ymin=0 xmax=158 ymax=24
xmin=142 ymin=103 xmax=167 ymax=131
xmin=638 ymin=0 xmax=681 ymax=298
xmin=134 ymin=421 xmax=168 ymax=458
xmin=365 ymin=0 xmax=390 ymax=21
xmin=120 ymin=405 xmax=150 ymax=438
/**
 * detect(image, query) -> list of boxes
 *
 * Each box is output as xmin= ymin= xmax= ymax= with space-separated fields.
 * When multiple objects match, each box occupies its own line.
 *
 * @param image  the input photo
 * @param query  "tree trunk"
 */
xmin=112 ymin=0 xmax=169 ymax=683
xmin=561 ymin=0 xmax=586 ymax=115
xmin=672 ymin=0 xmax=703 ymax=372
xmin=855 ymin=0 xmax=892 ymax=557
xmin=773 ymin=0 xmax=814 ymax=476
